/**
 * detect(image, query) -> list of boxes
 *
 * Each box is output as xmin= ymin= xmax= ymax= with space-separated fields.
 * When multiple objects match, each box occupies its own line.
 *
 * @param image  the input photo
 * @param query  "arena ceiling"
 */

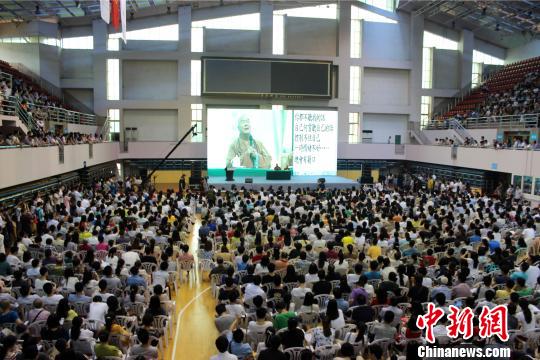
xmin=0 ymin=1 xmax=538 ymax=48
xmin=398 ymin=0 xmax=540 ymax=48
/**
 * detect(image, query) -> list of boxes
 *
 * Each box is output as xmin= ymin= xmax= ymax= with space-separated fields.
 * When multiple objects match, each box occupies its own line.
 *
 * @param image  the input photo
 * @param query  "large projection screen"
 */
xmin=207 ymin=108 xmax=337 ymax=177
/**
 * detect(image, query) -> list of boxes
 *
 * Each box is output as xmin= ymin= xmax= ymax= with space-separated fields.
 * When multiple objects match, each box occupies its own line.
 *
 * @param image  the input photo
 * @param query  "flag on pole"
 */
xmin=120 ymin=0 xmax=127 ymax=43
xmin=111 ymin=0 xmax=120 ymax=30
xmin=100 ymin=0 xmax=110 ymax=24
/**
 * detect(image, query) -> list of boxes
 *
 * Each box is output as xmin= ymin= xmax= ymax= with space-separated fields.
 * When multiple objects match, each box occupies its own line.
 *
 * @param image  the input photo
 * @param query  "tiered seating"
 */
xmin=442 ymin=56 xmax=540 ymax=119
xmin=0 ymin=59 xmax=67 ymax=110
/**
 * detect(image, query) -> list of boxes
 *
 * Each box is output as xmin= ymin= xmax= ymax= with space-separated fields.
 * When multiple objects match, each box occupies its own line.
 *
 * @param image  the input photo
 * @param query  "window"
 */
xmin=422 ymin=47 xmax=433 ymax=89
xmin=420 ymin=96 xmax=432 ymax=129
xmin=107 ymin=109 xmax=120 ymax=139
xmin=357 ymin=0 xmax=396 ymax=12
xmin=109 ymin=24 xmax=178 ymax=41
xmin=350 ymin=5 xmax=397 ymax=23
xmin=106 ymin=59 xmax=120 ymax=100
xmin=61 ymin=36 xmax=93 ymax=49
xmin=192 ymin=13 xmax=260 ymax=30
xmin=107 ymin=38 xmax=120 ymax=51
xmin=348 ymin=113 xmax=360 ymax=143
xmin=273 ymin=14 xmax=284 ymax=55
xmin=191 ymin=27 xmax=203 ymax=52
xmin=191 ymin=104 xmax=203 ymax=142
xmin=350 ymin=16 xmax=362 ymax=58
xmin=191 ymin=60 xmax=201 ymax=96
xmin=471 ymin=50 xmax=504 ymax=87
xmin=423 ymin=31 xmax=458 ymax=50
xmin=471 ymin=62 xmax=483 ymax=88
xmin=473 ymin=50 xmax=504 ymax=65
xmin=275 ymin=4 xmax=337 ymax=19
xmin=40 ymin=37 xmax=60 ymax=47
xmin=350 ymin=66 xmax=361 ymax=105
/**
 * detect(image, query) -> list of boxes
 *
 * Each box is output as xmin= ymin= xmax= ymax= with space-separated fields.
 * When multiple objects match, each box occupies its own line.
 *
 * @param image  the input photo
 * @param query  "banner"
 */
xmin=111 ymin=0 xmax=119 ymax=29
xmin=100 ymin=0 xmax=110 ymax=24
xmin=120 ymin=0 xmax=127 ymax=43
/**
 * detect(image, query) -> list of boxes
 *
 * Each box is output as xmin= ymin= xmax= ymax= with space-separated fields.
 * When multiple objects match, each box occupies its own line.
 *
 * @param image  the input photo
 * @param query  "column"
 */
xmin=259 ymin=1 xmax=273 ymax=55
xmin=459 ymin=29 xmax=474 ymax=89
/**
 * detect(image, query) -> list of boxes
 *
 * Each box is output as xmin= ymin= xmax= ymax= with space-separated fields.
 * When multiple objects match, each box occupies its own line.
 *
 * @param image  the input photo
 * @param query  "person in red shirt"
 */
xmin=422 ymin=248 xmax=436 ymax=267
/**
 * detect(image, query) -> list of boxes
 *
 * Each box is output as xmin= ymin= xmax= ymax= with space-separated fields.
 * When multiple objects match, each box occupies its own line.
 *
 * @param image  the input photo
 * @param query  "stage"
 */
xmin=207 ymin=175 xmax=358 ymax=190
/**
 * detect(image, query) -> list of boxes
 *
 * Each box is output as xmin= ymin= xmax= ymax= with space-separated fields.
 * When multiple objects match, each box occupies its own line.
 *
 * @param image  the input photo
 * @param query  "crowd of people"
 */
xmin=433 ymin=136 xmax=540 ymax=150
xmin=432 ymin=69 xmax=540 ymax=125
xmin=475 ymin=70 xmax=540 ymax=119
xmin=0 ymin=130 xmax=103 ymax=148
xmin=0 ymin=68 xmax=63 ymax=110
xmin=1 ymin=171 xmax=540 ymax=360
xmin=0 ymin=177 xmax=181 ymax=359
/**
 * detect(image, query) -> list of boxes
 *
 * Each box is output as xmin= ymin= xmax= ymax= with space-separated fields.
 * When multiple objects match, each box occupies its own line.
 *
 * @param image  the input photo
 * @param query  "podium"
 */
xmin=225 ymin=168 xmax=235 ymax=181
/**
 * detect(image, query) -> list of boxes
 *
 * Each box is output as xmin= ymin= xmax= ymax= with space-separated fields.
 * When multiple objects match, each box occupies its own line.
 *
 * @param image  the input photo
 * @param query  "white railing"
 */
xmin=8 ymin=96 xmax=96 ymax=126
xmin=408 ymin=122 xmax=431 ymax=145
xmin=426 ymin=113 xmax=539 ymax=130
xmin=448 ymin=119 xmax=472 ymax=144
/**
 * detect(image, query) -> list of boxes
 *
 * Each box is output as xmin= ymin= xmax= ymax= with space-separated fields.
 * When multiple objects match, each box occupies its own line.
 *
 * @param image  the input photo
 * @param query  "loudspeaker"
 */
xmin=189 ymin=176 xmax=201 ymax=185
xmin=245 ymin=178 xmax=253 ymax=183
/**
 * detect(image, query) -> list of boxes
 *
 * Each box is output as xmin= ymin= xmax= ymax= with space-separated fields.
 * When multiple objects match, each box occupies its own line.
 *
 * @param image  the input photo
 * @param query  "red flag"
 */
xmin=111 ymin=0 xmax=120 ymax=30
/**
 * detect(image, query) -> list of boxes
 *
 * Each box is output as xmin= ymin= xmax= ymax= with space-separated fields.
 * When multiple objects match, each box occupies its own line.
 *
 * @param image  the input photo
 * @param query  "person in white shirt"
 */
xmin=244 ymin=277 xmax=265 ymax=301
xmin=41 ymin=283 xmax=64 ymax=305
xmin=122 ymin=246 xmax=141 ymax=268
xmin=211 ymin=335 xmax=238 ymax=360
xmin=88 ymin=295 xmax=109 ymax=323
xmin=152 ymin=262 xmax=170 ymax=288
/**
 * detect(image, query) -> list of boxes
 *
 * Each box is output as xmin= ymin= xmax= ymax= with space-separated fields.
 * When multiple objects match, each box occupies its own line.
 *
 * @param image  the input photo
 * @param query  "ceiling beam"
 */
xmin=57 ymin=1 xmax=76 ymax=17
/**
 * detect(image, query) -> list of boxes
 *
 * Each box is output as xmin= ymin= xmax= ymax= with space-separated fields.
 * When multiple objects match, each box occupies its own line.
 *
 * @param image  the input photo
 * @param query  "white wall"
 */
xmin=61 ymin=50 xmax=93 ymax=79
xmin=363 ymin=68 xmax=409 ymax=106
xmin=433 ymin=49 xmax=459 ymax=89
xmin=475 ymin=38 xmax=506 ymax=60
xmin=122 ymin=60 xmax=178 ymax=100
xmin=506 ymin=40 xmax=540 ymax=64
xmin=38 ymin=45 xmax=61 ymax=87
xmin=0 ymin=44 xmax=41 ymax=78
xmin=362 ymin=20 xmax=410 ymax=61
xmin=123 ymin=109 xmax=178 ymax=141
xmin=362 ymin=113 xmax=408 ymax=143
xmin=286 ymin=17 xmax=337 ymax=56
xmin=64 ymin=89 xmax=94 ymax=110
xmin=205 ymin=29 xmax=259 ymax=53
xmin=0 ymin=142 xmax=119 ymax=189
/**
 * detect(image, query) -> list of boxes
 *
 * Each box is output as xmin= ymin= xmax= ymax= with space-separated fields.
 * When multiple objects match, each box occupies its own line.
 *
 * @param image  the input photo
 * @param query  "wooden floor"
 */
xmin=164 ymin=216 xmax=219 ymax=360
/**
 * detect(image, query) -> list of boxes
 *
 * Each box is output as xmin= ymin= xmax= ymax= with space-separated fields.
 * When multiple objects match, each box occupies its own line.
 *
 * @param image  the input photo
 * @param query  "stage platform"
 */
xmin=208 ymin=175 xmax=358 ymax=190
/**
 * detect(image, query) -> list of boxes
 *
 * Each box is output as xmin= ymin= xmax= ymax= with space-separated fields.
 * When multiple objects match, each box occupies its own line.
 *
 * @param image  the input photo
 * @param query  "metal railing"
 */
xmin=425 ymin=113 xmax=539 ymax=130
xmin=6 ymin=96 xmax=96 ymax=126
xmin=0 ymin=70 xmax=12 ymax=88
xmin=9 ymin=63 xmax=97 ymax=116
xmin=408 ymin=121 xmax=431 ymax=145
xmin=448 ymin=119 xmax=472 ymax=144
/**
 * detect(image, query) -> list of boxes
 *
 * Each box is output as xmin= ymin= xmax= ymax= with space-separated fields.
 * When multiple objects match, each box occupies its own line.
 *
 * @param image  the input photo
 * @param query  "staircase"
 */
xmin=448 ymin=119 xmax=473 ymax=144
xmin=408 ymin=122 xmax=431 ymax=145
xmin=442 ymin=56 xmax=540 ymax=119
xmin=14 ymin=97 xmax=40 ymax=132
